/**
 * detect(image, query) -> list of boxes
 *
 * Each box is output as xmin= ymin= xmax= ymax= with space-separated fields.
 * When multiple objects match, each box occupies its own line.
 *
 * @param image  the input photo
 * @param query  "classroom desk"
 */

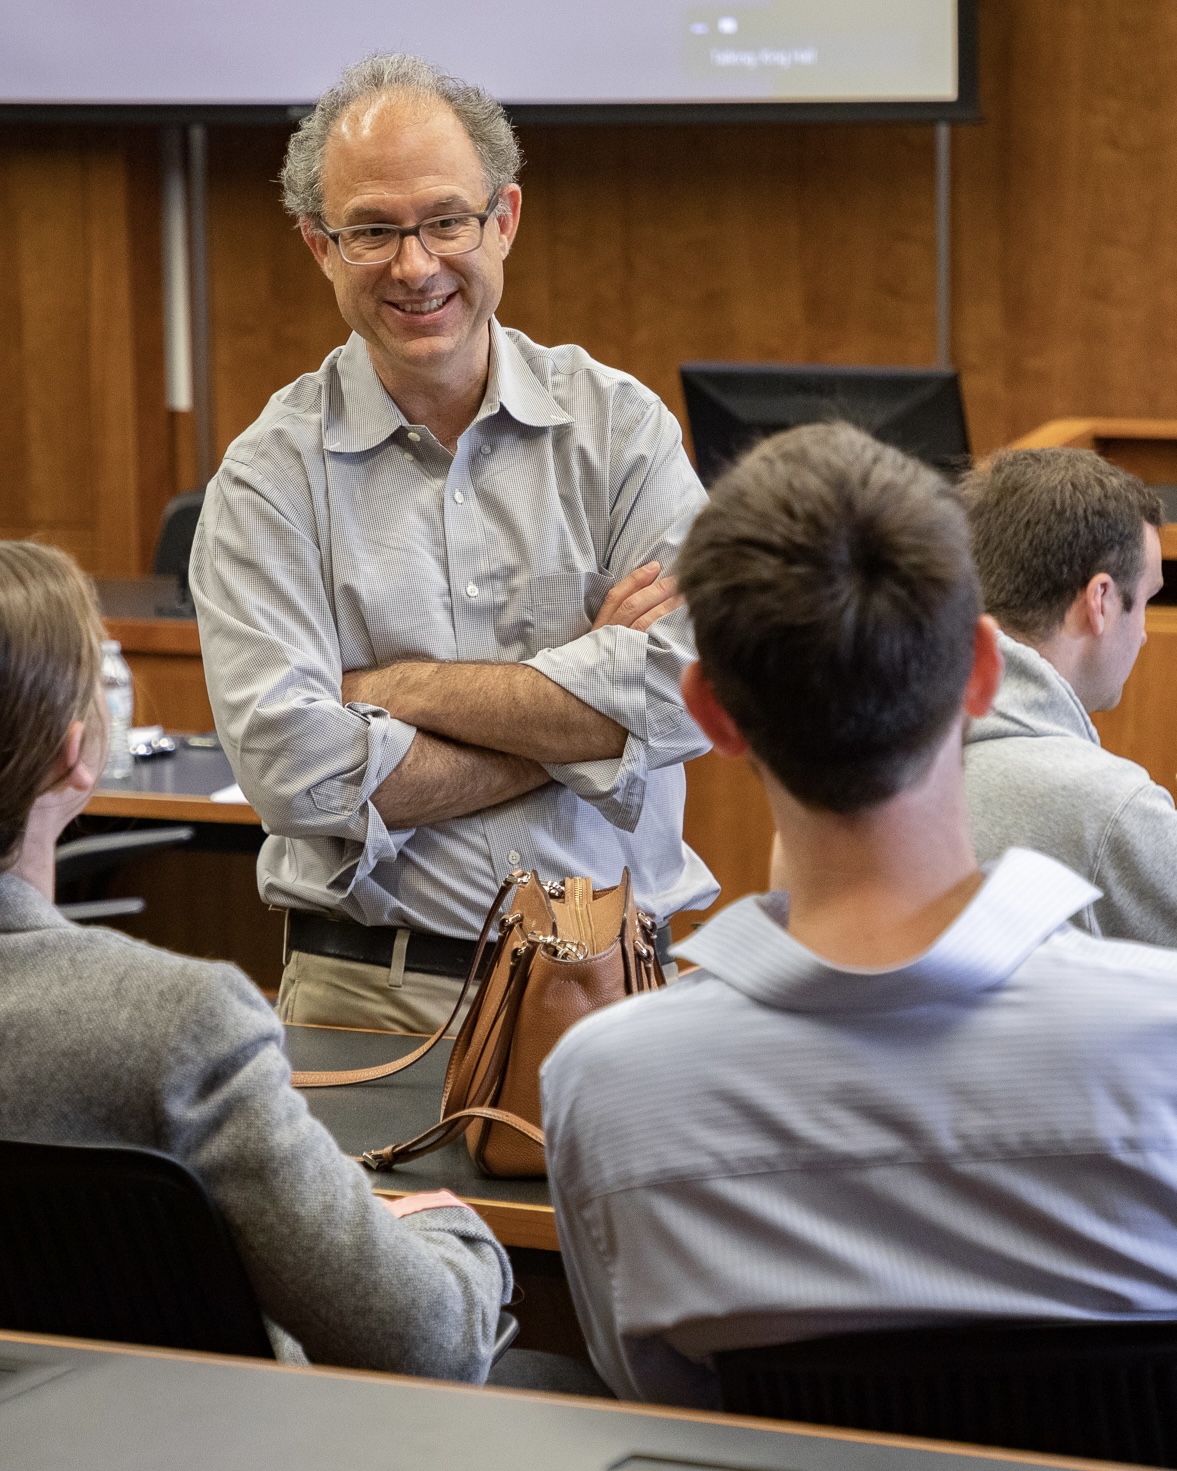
xmin=87 ymin=741 xmax=259 ymax=827
xmin=0 ymin=1330 xmax=1117 ymax=1471
xmin=288 ymin=1023 xmax=557 ymax=1251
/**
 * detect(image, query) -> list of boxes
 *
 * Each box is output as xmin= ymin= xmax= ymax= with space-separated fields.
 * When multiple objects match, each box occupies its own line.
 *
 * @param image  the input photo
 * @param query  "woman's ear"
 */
xmin=681 ymin=662 xmax=748 ymax=758
xmin=43 ymin=719 xmax=99 ymax=800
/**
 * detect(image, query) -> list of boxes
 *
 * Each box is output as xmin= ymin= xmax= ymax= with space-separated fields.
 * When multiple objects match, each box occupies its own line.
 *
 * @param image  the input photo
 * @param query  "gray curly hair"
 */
xmin=280 ymin=53 xmax=522 ymax=223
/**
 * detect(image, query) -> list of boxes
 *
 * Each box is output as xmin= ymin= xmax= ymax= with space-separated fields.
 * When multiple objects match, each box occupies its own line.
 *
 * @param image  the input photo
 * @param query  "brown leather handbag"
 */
xmin=290 ymin=869 xmax=665 ymax=1178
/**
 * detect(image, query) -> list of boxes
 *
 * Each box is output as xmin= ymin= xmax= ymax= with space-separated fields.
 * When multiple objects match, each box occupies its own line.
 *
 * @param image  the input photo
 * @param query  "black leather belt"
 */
xmin=287 ymin=910 xmax=675 ymax=974
xmin=288 ymin=911 xmax=482 ymax=979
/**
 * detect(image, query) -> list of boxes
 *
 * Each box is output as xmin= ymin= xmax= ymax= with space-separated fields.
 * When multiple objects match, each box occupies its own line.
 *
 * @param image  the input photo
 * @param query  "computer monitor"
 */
xmin=680 ymin=363 xmax=971 ymax=485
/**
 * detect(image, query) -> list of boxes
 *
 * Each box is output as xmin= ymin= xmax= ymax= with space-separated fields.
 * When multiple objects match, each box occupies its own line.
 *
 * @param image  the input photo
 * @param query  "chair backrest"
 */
xmin=717 ymin=1317 xmax=1177 ymax=1468
xmin=0 ymin=1138 xmax=274 ymax=1359
xmin=152 ymin=490 xmax=205 ymax=578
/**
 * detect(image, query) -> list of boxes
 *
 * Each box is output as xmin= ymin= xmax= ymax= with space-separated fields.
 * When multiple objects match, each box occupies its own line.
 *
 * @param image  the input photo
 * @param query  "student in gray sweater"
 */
xmin=961 ymin=448 xmax=1177 ymax=946
xmin=0 ymin=541 xmax=511 ymax=1376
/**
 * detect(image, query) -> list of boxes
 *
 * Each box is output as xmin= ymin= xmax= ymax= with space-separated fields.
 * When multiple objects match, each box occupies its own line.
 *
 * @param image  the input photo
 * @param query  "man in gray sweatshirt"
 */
xmin=962 ymin=447 xmax=1173 ymax=944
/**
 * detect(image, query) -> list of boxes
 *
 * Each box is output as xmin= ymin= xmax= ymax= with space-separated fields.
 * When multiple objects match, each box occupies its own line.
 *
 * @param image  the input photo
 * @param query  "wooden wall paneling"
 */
xmin=208 ymin=127 xmax=347 ymax=457
xmin=0 ymin=135 xmax=29 ymax=540
xmin=86 ymin=133 xmax=141 ymax=577
xmin=955 ymin=0 xmax=1177 ymax=452
xmin=504 ymin=121 xmax=939 ymax=441
xmin=124 ymin=128 xmax=175 ymax=566
xmin=0 ymin=127 xmax=162 ymax=577
xmin=0 ymin=130 xmax=99 ymax=565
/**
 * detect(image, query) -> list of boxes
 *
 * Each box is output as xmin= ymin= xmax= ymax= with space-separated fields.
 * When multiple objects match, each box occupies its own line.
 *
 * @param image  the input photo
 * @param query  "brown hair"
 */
xmin=0 ymin=542 xmax=104 ymax=870
xmin=678 ymin=422 xmax=980 ymax=813
xmin=961 ymin=448 xmax=1164 ymax=640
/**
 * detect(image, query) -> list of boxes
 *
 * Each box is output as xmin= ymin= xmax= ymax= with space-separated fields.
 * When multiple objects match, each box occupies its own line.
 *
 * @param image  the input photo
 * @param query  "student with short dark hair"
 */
xmin=0 ymin=540 xmax=511 ymax=1378
xmin=541 ymin=423 xmax=1177 ymax=1407
xmin=961 ymin=448 xmax=1175 ymax=944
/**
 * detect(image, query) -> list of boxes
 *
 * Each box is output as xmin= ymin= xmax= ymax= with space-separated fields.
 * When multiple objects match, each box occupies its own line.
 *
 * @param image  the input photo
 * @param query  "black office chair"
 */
xmin=0 ymin=1137 xmax=519 ymax=1366
xmin=153 ymin=490 xmax=205 ymax=580
xmin=0 ymin=1138 xmax=274 ymax=1357
xmin=55 ymin=826 xmax=195 ymax=923
xmin=717 ymin=1317 xmax=1177 ymax=1467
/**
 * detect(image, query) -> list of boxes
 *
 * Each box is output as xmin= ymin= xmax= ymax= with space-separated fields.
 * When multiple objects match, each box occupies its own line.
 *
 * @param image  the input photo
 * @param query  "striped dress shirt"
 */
xmin=542 ymin=847 xmax=1177 ymax=1406
xmin=190 ymin=323 xmax=717 ymax=937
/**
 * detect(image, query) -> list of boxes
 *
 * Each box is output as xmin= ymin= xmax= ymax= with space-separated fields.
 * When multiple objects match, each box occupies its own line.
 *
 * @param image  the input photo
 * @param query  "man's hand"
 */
xmin=593 ymin=561 xmax=684 ymax=633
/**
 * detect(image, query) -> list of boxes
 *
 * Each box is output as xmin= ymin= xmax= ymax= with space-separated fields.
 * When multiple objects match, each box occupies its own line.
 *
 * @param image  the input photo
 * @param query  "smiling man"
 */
xmin=190 ymin=54 xmax=716 ymax=1032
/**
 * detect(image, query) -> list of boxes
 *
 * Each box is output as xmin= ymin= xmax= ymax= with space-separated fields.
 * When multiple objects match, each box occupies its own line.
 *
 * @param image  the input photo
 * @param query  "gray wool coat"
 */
xmin=0 ymin=871 xmax=510 ymax=1378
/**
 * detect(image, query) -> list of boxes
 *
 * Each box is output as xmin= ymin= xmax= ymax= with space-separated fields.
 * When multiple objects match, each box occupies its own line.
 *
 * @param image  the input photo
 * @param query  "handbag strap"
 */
xmin=289 ymin=870 xmax=525 ymax=1089
xmin=361 ymin=933 xmax=540 ymax=1169
xmin=362 ymin=1106 xmax=545 ymax=1171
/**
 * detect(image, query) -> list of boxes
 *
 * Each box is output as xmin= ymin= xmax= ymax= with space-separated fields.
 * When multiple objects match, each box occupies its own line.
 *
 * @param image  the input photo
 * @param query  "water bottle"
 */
xmin=101 ymin=640 xmax=134 ymax=780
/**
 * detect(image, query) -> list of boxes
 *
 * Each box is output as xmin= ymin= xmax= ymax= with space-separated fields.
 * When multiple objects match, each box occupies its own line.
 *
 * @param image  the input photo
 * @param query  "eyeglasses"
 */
xmin=318 ymin=194 xmax=501 ymax=266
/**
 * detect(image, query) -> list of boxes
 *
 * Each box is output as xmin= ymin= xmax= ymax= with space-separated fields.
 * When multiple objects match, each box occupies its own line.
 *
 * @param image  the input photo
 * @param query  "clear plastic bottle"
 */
xmin=100 ymin=639 xmax=134 ymax=780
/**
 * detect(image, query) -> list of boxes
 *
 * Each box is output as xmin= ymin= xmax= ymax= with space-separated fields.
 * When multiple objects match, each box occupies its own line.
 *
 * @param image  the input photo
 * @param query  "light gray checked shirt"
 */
xmin=542 ymin=847 xmax=1177 ymax=1406
xmin=191 ymin=323 xmax=717 ymax=937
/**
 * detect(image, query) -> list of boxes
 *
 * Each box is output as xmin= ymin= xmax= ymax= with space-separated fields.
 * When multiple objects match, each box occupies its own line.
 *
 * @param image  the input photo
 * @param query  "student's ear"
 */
xmin=1083 ymin=571 xmax=1116 ymax=637
xmin=963 ymin=615 xmax=1004 ymax=719
xmin=682 ymin=663 xmax=748 ymax=758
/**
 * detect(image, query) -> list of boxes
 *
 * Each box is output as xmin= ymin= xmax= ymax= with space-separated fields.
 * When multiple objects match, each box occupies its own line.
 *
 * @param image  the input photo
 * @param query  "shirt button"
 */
xmin=480 ymin=445 xmax=492 ymax=457
xmin=466 ymin=582 xmax=479 ymax=598
xmin=402 ymin=451 xmax=414 ymax=461
xmin=508 ymin=850 xmax=521 ymax=865
xmin=454 ymin=491 xmax=465 ymax=504
xmin=407 ymin=431 xmax=421 ymax=442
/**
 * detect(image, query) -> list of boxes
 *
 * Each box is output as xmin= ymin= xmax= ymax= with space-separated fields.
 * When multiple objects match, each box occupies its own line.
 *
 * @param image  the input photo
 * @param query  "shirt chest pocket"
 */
xmin=523 ymin=570 xmax=614 ymax=653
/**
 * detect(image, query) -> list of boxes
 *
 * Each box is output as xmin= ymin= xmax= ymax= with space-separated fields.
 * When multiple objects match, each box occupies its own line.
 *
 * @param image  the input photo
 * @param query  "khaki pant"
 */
xmin=276 ymin=946 xmax=474 ymax=1036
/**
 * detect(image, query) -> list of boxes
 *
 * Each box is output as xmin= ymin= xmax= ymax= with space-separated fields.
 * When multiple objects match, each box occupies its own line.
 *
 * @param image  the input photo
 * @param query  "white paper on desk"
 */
xmin=210 ymin=782 xmax=247 ymax=804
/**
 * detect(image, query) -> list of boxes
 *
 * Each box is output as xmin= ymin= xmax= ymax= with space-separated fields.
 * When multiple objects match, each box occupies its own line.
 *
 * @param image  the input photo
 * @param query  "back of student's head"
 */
xmin=961 ymin=448 xmax=1164 ymax=640
xmin=0 ymin=542 xmax=104 ymax=870
xmin=678 ymin=422 xmax=980 ymax=813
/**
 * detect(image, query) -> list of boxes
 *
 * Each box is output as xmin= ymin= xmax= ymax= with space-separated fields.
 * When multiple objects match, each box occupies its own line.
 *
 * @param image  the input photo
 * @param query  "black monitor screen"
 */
xmin=680 ymin=362 xmax=970 ymax=484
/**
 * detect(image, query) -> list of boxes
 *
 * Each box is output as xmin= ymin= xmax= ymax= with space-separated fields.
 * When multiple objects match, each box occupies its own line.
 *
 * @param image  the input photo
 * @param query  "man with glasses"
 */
xmin=191 ymin=53 xmax=716 ymax=1034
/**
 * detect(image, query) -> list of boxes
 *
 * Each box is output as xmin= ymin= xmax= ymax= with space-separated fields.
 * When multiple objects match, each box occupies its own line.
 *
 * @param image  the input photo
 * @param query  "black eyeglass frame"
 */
xmin=317 ymin=193 xmax=503 ymax=265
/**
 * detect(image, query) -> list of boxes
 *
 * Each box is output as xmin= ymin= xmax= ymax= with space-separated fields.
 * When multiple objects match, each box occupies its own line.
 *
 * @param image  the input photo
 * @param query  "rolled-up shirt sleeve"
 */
xmin=191 ymin=454 xmax=414 ymax=892
xmin=523 ymin=398 xmax=710 ymax=831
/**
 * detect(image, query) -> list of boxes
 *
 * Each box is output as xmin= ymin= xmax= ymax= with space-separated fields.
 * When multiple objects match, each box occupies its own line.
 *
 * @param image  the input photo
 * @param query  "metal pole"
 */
xmin=186 ymin=123 xmax=215 ymax=489
xmin=934 ymin=121 xmax=951 ymax=370
xmin=160 ymin=127 xmax=193 ymax=415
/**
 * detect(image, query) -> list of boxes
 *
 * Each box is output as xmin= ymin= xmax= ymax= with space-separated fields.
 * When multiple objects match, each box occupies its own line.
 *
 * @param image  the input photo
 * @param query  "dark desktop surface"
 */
xmin=284 ymin=1024 xmax=551 ymax=1208
xmin=97 ymin=574 xmax=194 ymax=621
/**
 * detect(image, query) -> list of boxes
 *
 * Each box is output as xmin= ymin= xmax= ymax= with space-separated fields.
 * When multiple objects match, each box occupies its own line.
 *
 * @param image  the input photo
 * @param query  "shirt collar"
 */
xmin=0 ymin=870 xmax=73 ymax=935
xmin=323 ymin=322 xmax=572 ymax=454
xmin=484 ymin=319 xmax=574 ymax=429
xmin=672 ymin=848 xmax=1100 ymax=1014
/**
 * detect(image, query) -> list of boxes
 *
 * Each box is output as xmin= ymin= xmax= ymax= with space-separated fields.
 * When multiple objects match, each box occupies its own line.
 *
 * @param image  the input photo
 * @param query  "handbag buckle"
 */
xmin=527 ymin=932 xmax=589 ymax=962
